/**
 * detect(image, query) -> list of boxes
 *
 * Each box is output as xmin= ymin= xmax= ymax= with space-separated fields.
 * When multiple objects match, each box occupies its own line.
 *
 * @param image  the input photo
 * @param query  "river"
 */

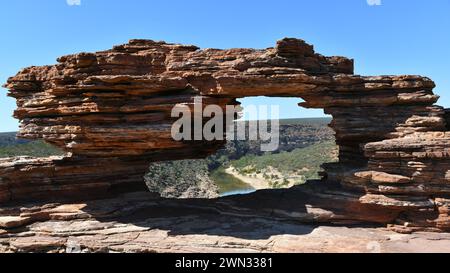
xmin=210 ymin=167 xmax=257 ymax=197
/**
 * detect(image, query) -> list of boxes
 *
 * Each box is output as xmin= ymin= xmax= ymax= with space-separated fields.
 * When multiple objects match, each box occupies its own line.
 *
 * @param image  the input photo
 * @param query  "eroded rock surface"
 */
xmin=1 ymin=190 xmax=450 ymax=253
xmin=1 ymin=37 xmax=450 ymax=243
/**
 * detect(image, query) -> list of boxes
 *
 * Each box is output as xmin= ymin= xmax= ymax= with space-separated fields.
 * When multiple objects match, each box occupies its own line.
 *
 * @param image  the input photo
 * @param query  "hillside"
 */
xmin=0 ymin=133 xmax=64 ymax=157
xmin=0 ymin=141 xmax=64 ymax=158
xmin=226 ymin=140 xmax=338 ymax=189
xmin=0 ymin=132 xmax=30 ymax=147
xmin=145 ymin=159 xmax=219 ymax=198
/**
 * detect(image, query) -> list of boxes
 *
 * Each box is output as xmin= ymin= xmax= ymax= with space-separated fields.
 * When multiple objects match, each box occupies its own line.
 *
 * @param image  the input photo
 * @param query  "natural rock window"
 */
xmin=143 ymin=96 xmax=337 ymax=199
xmin=1 ymin=38 xmax=449 ymax=232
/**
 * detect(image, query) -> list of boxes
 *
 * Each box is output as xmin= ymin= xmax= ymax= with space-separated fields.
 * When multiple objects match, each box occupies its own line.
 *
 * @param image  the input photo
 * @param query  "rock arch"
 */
xmin=2 ymin=38 xmax=449 ymax=231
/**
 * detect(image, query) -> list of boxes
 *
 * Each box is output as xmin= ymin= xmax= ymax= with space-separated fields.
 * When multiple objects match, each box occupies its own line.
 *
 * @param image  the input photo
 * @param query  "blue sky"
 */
xmin=1 ymin=0 xmax=449 ymax=132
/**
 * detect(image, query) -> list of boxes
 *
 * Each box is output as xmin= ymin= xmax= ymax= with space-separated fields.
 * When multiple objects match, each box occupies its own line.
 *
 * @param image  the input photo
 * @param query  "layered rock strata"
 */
xmin=2 ymin=189 xmax=450 ymax=253
xmin=1 ymin=38 xmax=450 ymax=232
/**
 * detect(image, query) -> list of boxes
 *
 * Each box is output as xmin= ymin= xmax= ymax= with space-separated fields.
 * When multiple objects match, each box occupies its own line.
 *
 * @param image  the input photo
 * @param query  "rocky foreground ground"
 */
xmin=1 ymin=189 xmax=449 ymax=253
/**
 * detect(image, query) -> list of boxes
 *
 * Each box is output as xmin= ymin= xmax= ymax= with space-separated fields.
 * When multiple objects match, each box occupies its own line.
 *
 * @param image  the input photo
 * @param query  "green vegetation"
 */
xmin=278 ymin=117 xmax=331 ymax=126
xmin=145 ymin=159 xmax=220 ymax=198
xmin=231 ymin=140 xmax=338 ymax=180
xmin=0 ymin=140 xmax=64 ymax=157
xmin=238 ymin=117 xmax=331 ymax=126
xmin=210 ymin=167 xmax=253 ymax=194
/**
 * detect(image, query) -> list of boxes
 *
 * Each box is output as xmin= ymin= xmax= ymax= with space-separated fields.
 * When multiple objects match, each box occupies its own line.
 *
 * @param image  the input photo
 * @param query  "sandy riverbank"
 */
xmin=225 ymin=167 xmax=270 ymax=189
xmin=224 ymin=166 xmax=298 ymax=190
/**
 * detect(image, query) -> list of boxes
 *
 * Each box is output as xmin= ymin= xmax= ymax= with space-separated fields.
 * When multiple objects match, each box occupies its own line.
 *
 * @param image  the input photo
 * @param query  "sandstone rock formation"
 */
xmin=2 ymin=191 xmax=450 ymax=253
xmin=1 ymin=37 xmax=450 ymax=246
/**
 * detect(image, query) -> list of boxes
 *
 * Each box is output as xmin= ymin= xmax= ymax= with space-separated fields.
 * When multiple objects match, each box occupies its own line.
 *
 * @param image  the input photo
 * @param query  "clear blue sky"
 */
xmin=1 ymin=0 xmax=449 ymax=132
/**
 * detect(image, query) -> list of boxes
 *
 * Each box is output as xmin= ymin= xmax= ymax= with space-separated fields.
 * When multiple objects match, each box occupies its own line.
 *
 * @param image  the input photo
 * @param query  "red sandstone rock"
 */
xmin=1 ymin=37 xmax=450 ymax=235
xmin=0 ymin=191 xmax=449 ymax=253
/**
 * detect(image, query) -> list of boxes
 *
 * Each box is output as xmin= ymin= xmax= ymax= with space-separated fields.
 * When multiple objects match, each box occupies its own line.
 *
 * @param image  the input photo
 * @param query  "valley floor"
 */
xmin=224 ymin=166 xmax=296 ymax=190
